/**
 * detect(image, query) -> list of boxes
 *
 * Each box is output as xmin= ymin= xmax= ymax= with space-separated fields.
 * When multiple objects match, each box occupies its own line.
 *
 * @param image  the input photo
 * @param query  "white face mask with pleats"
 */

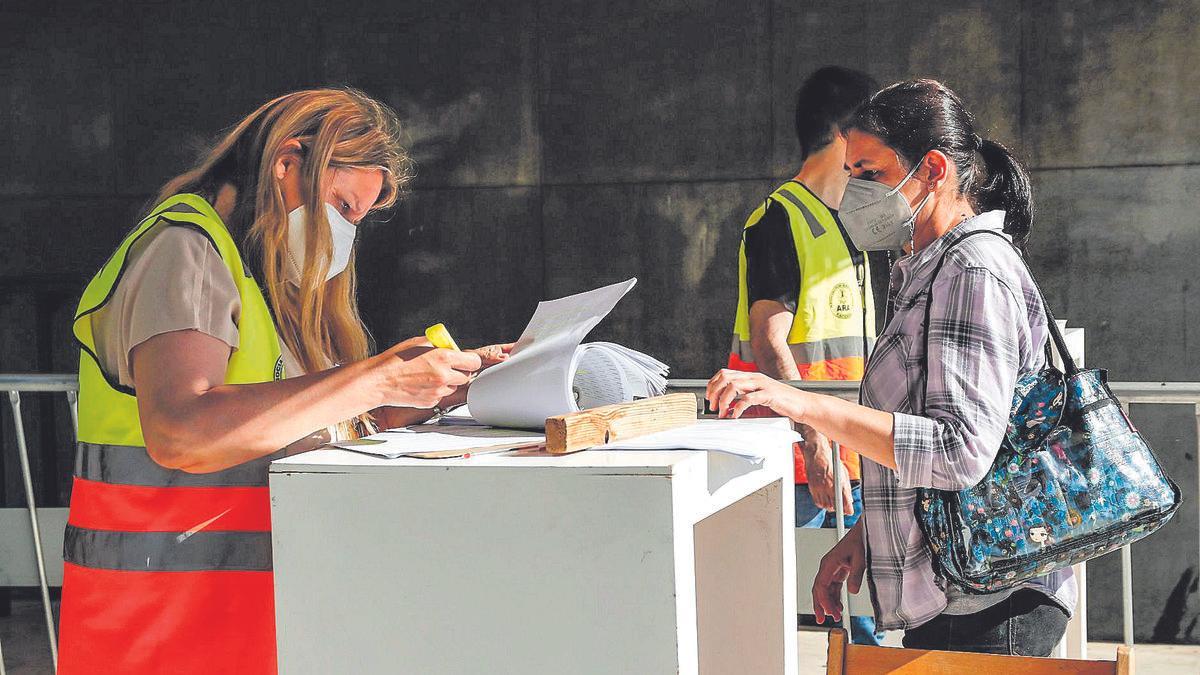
xmin=284 ymin=203 xmax=356 ymax=284
xmin=839 ymin=155 xmax=932 ymax=252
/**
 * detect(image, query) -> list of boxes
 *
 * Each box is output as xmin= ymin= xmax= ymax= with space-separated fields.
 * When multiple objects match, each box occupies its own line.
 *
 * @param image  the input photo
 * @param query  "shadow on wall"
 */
xmin=319 ymin=0 xmax=540 ymax=189
xmin=1153 ymin=566 xmax=1199 ymax=643
xmin=540 ymin=180 xmax=772 ymax=379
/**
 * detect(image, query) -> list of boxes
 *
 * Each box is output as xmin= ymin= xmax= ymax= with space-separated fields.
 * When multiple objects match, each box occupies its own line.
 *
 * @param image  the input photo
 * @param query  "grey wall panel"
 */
xmin=771 ymin=0 xmax=1023 ymax=176
xmin=0 ymin=198 xmax=145 ymax=279
xmin=111 ymin=1 xmax=322 ymax=195
xmin=1031 ymin=162 xmax=1197 ymax=640
xmin=1031 ymin=166 xmax=1200 ymax=381
xmin=1024 ymin=0 xmax=1200 ymax=168
xmin=539 ymin=0 xmax=772 ymax=184
xmin=0 ymin=4 xmax=118 ymax=196
xmin=0 ymin=196 xmax=146 ymax=507
xmin=319 ymin=0 xmax=540 ymax=189
xmin=1084 ymin=404 xmax=1198 ymax=643
xmin=542 ymin=180 xmax=774 ymax=378
xmin=0 ymin=294 xmax=46 ymax=508
xmin=356 ymin=187 xmax=543 ymax=352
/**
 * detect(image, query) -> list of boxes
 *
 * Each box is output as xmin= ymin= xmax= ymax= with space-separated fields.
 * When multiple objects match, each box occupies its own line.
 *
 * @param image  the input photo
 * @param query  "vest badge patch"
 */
xmin=830 ymin=283 xmax=855 ymax=320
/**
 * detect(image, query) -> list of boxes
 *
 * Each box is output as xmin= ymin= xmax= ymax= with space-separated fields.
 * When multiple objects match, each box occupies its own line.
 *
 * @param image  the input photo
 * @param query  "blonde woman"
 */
xmin=58 ymin=89 xmax=504 ymax=674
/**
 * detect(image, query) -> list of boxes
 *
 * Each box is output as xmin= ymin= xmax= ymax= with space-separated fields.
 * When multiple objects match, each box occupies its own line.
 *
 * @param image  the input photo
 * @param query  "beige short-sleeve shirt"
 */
xmin=90 ymin=223 xmax=331 ymax=448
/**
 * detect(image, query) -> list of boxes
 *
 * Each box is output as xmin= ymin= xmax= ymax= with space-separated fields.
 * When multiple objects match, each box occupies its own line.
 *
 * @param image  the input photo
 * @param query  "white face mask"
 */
xmin=839 ymin=157 xmax=932 ymax=251
xmin=285 ymin=203 xmax=357 ymax=284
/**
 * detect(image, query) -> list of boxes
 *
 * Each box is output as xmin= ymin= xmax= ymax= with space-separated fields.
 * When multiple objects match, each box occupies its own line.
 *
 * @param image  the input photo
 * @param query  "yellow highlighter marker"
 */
xmin=425 ymin=323 xmax=461 ymax=351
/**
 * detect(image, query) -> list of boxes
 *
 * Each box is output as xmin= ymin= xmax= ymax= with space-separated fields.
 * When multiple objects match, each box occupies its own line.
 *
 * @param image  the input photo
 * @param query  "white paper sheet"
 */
xmin=603 ymin=419 xmax=800 ymax=462
xmin=330 ymin=426 xmax=545 ymax=459
xmin=467 ymin=279 xmax=638 ymax=428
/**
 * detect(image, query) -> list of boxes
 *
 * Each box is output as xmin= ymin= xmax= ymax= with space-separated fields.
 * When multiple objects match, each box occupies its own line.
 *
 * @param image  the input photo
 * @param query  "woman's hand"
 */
xmin=467 ymin=342 xmax=514 ymax=370
xmin=710 ymin=370 xmax=901 ymax=472
xmin=812 ymin=520 xmax=867 ymax=624
xmin=802 ymin=428 xmax=855 ymax=514
xmin=368 ymin=341 xmax=512 ymax=429
xmin=371 ymin=337 xmax=482 ymax=409
xmin=705 ymin=369 xmax=807 ymax=421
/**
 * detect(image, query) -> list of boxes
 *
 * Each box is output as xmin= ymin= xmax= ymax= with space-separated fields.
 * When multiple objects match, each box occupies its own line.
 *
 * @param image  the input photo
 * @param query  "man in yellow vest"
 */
xmin=729 ymin=66 xmax=882 ymax=644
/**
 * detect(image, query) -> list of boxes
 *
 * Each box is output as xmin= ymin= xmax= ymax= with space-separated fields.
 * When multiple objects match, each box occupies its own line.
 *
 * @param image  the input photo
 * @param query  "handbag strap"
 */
xmin=920 ymin=228 xmax=1078 ymax=408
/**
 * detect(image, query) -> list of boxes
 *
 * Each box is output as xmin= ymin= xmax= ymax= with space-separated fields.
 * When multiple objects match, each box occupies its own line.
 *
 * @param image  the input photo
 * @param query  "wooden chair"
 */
xmin=825 ymin=628 xmax=1133 ymax=675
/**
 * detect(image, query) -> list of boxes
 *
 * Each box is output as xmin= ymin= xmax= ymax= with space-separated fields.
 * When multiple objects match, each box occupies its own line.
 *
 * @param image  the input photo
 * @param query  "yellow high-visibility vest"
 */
xmin=59 ymin=193 xmax=284 ymax=674
xmin=730 ymin=181 xmax=875 ymax=378
xmin=729 ymin=181 xmax=875 ymax=484
xmin=73 ymin=193 xmax=284 ymax=446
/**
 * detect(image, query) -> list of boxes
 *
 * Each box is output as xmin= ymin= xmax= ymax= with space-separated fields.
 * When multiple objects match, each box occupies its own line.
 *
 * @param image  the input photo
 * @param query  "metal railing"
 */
xmin=0 ymin=374 xmax=76 ymax=673
xmin=2 ymin=374 xmax=1197 ymax=669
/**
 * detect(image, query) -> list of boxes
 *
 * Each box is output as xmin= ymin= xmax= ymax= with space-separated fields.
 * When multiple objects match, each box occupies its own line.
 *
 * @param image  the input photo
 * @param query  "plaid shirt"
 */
xmin=859 ymin=211 xmax=1076 ymax=631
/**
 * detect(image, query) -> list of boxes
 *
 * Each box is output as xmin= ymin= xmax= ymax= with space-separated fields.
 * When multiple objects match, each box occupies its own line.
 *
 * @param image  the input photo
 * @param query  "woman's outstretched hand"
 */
xmin=705 ymin=369 xmax=806 ymax=421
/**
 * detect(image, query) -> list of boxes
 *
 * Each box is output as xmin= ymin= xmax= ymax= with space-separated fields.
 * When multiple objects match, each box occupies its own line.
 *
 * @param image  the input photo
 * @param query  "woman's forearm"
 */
xmin=373 ymin=406 xmax=434 ymax=430
xmin=135 ymin=331 xmax=482 ymax=473
xmin=141 ymin=356 xmax=385 ymax=473
xmin=373 ymin=378 xmax=471 ymax=429
xmin=373 ymin=386 xmax=467 ymax=429
xmin=798 ymin=392 xmax=897 ymax=470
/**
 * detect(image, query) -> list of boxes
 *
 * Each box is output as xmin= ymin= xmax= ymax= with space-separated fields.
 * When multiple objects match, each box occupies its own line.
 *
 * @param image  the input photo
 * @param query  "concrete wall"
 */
xmin=1 ymin=0 xmax=1197 ymax=642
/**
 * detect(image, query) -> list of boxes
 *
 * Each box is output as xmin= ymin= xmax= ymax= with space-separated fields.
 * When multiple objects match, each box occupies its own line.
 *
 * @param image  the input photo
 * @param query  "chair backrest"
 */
xmin=825 ymin=629 xmax=1131 ymax=675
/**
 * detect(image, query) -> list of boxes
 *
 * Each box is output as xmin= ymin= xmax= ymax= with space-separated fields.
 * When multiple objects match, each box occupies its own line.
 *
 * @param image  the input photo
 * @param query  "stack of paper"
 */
xmin=331 ymin=279 xmax=680 ymax=460
xmin=571 ymin=342 xmax=669 ymax=410
xmin=602 ymin=419 xmax=797 ymax=462
xmin=466 ymin=279 xmax=669 ymax=429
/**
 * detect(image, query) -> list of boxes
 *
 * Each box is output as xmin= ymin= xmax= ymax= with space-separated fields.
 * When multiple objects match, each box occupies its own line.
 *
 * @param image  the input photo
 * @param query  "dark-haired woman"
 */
xmin=706 ymin=79 xmax=1076 ymax=655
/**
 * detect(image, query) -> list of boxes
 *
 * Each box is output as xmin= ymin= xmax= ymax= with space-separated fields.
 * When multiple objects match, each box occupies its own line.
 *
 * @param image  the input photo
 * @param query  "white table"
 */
xmin=269 ymin=419 xmax=797 ymax=675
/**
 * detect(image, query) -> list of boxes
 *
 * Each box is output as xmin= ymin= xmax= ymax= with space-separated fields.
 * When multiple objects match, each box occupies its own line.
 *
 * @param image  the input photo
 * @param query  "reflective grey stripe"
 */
xmin=75 ymin=442 xmax=283 ymax=487
xmin=158 ymin=202 xmax=203 ymax=215
xmin=64 ymin=524 xmax=273 ymax=572
xmin=730 ymin=335 xmax=875 ymax=365
xmin=731 ymin=334 xmax=755 ymax=362
xmin=790 ymin=335 xmax=874 ymax=363
xmin=775 ymin=189 xmax=826 ymax=238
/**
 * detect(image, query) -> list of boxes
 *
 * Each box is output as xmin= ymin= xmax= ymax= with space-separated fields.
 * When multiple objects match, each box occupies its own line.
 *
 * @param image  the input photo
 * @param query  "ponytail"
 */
xmin=974 ymin=138 xmax=1033 ymax=247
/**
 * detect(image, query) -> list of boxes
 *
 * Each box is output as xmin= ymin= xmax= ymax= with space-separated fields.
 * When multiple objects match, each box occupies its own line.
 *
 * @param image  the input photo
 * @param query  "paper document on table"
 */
xmin=467 ymin=279 xmax=669 ymax=429
xmin=603 ymin=420 xmax=800 ymax=462
xmin=330 ymin=426 xmax=545 ymax=459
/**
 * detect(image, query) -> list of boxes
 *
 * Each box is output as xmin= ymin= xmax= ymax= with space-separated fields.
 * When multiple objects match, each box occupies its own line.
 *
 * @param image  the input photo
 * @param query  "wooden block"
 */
xmin=544 ymin=393 xmax=697 ymax=455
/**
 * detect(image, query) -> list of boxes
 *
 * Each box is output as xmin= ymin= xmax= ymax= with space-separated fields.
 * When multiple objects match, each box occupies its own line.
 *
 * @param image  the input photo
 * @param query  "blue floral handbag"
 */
xmin=915 ymin=230 xmax=1181 ymax=593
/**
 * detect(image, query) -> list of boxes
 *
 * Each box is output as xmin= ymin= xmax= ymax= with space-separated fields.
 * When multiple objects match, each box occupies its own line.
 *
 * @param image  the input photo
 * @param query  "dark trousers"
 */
xmin=901 ymin=589 xmax=1068 ymax=656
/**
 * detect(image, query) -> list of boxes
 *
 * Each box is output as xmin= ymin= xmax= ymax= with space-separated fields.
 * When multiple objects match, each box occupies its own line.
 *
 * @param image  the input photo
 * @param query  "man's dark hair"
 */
xmin=794 ymin=66 xmax=879 ymax=160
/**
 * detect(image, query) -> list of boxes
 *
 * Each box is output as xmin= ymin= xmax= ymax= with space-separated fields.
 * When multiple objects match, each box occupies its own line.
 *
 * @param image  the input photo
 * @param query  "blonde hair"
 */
xmin=155 ymin=88 xmax=413 ymax=437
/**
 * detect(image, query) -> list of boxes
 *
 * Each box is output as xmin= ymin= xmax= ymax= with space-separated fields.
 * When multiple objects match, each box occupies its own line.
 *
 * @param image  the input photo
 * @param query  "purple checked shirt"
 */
xmin=859 ymin=211 xmax=1076 ymax=631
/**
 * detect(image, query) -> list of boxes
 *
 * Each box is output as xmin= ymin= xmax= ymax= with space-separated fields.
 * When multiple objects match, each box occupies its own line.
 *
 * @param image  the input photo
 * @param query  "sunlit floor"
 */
xmin=3 ymin=598 xmax=1198 ymax=673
